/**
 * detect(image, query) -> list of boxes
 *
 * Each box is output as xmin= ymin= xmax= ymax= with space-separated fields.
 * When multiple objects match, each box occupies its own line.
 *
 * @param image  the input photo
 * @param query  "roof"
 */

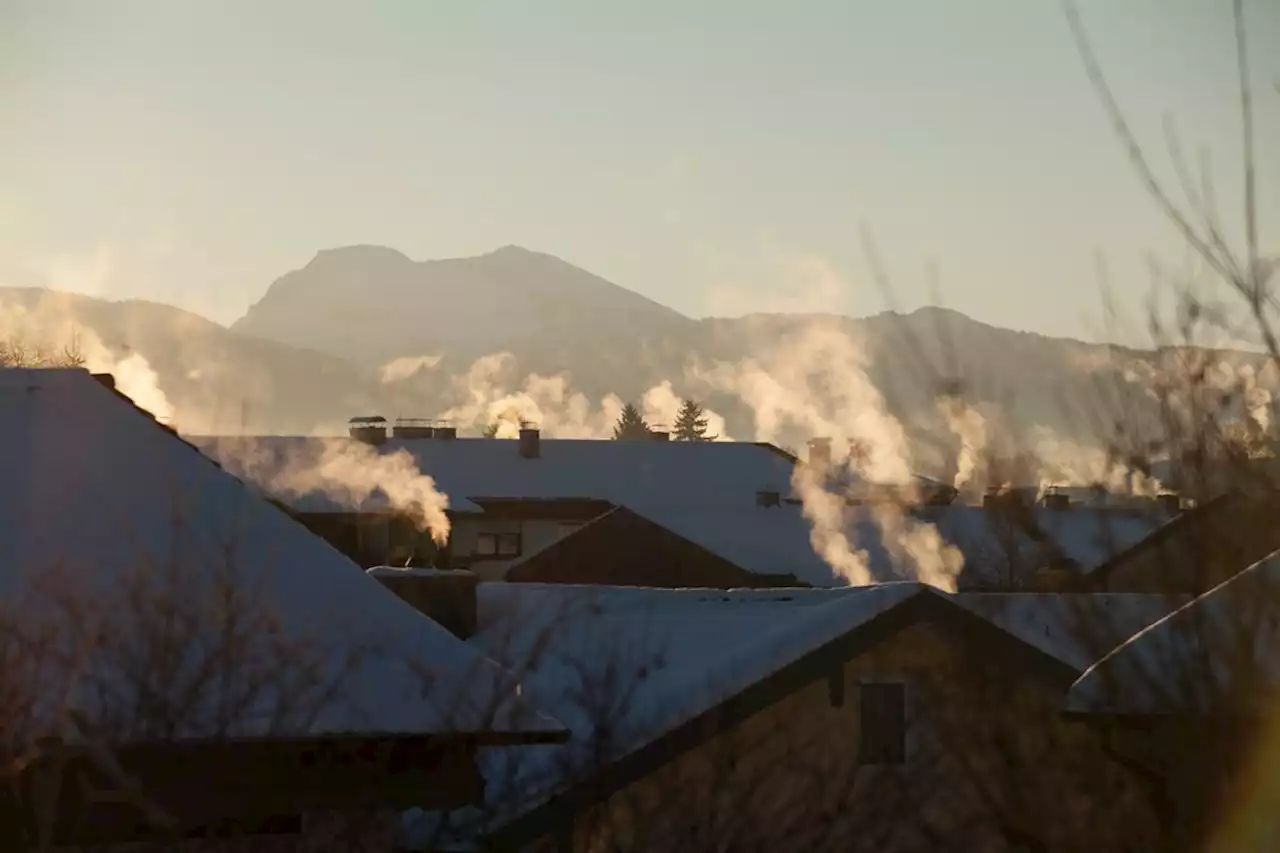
xmin=624 ymin=501 xmax=1163 ymax=588
xmin=1067 ymin=549 xmax=1280 ymax=715
xmin=0 ymin=368 xmax=563 ymax=742
xmin=403 ymin=581 xmax=1174 ymax=847
xmin=188 ymin=435 xmax=799 ymax=515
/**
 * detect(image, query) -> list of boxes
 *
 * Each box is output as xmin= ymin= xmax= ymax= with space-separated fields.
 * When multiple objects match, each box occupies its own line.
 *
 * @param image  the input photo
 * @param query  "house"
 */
xmin=1088 ymin=489 xmax=1280 ymax=594
xmin=1066 ymin=549 xmax=1280 ymax=849
xmin=384 ymin=576 xmax=1179 ymax=852
xmin=193 ymin=426 xmax=1164 ymax=590
xmin=0 ymin=369 xmax=565 ymax=848
xmin=189 ymin=426 xmax=804 ymax=579
xmin=504 ymin=497 xmax=1163 ymax=591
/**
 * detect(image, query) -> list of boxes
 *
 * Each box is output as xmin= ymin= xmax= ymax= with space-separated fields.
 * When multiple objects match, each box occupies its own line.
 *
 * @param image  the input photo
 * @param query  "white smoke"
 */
xmin=230 ymin=438 xmax=452 ymax=546
xmin=938 ymin=395 xmax=987 ymax=491
xmin=378 ymin=354 xmax=442 ymax=384
xmin=1029 ymin=425 xmax=1163 ymax=498
xmin=641 ymin=379 xmax=730 ymax=439
xmin=697 ymin=319 xmax=963 ymax=591
xmin=0 ymin=294 xmax=173 ymax=420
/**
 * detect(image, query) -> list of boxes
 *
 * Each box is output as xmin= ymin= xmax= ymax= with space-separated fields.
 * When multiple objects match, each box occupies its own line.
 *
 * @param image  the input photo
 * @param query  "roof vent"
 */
xmin=807 ymin=437 xmax=832 ymax=468
xmin=392 ymin=417 xmax=434 ymax=440
xmin=756 ymin=489 xmax=782 ymax=508
xmin=519 ymin=427 xmax=541 ymax=459
xmin=349 ymin=415 xmax=388 ymax=445
xmin=1042 ymin=489 xmax=1070 ymax=511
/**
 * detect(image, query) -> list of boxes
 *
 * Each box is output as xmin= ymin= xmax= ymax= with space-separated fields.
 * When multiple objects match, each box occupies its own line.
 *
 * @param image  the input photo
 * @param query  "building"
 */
xmin=193 ymin=427 xmax=1164 ymax=590
xmin=1067 ymin=549 xmax=1280 ymax=849
xmin=0 ymin=369 xmax=565 ymax=847
xmin=383 ymin=577 xmax=1178 ymax=852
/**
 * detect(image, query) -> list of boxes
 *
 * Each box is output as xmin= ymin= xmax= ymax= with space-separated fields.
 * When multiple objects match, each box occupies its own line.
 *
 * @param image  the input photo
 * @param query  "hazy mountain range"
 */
xmin=2 ymin=244 xmax=1263 ymax=478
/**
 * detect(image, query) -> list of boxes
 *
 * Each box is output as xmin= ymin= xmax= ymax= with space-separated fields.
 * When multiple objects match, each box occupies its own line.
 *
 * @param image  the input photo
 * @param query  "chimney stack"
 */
xmin=756 ymin=489 xmax=782 ymax=508
xmin=807 ymin=437 xmax=832 ymax=468
xmin=90 ymin=372 xmax=116 ymax=391
xmin=349 ymin=416 xmax=388 ymax=446
xmin=1042 ymin=489 xmax=1070 ymax=511
xmin=1157 ymin=493 xmax=1181 ymax=515
xmin=519 ymin=427 xmax=541 ymax=459
xmin=367 ymin=568 xmax=478 ymax=639
xmin=434 ymin=425 xmax=457 ymax=440
xmin=392 ymin=418 xmax=434 ymax=440
xmin=649 ymin=430 xmax=670 ymax=442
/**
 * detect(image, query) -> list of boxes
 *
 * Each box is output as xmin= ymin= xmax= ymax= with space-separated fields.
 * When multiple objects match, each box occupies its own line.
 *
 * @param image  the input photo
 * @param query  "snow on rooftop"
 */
xmin=188 ymin=435 xmax=799 ymax=516
xmin=952 ymin=593 xmax=1185 ymax=672
xmin=1067 ymin=549 xmax=1280 ymax=715
xmin=0 ymin=369 xmax=561 ymax=741
xmin=626 ymin=501 xmax=1163 ymax=588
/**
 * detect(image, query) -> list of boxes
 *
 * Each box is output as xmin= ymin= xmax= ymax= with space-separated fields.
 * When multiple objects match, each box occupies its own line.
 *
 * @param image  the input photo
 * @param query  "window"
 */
xmin=857 ymin=682 xmax=906 ymax=766
xmin=475 ymin=531 xmax=521 ymax=559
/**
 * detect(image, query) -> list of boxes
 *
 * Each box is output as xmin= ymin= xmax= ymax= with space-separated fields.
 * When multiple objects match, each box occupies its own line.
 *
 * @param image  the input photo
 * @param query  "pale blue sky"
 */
xmin=3 ymin=0 xmax=1277 ymax=342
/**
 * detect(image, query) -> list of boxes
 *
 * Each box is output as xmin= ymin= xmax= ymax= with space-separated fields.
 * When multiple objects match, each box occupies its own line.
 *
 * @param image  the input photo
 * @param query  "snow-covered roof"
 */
xmin=951 ymin=593 xmax=1185 ymax=671
xmin=0 ymin=369 xmax=562 ymax=742
xmin=402 ymin=582 xmax=921 ymax=844
xmin=1067 ymin=549 xmax=1280 ymax=715
xmin=625 ymin=501 xmax=1163 ymax=588
xmin=402 ymin=581 xmax=1177 ymax=847
xmin=188 ymin=435 xmax=799 ymax=515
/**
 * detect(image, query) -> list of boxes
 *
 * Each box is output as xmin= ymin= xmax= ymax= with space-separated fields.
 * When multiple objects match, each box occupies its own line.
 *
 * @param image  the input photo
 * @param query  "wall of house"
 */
xmin=451 ymin=516 xmax=581 ymax=580
xmin=534 ymin=622 xmax=1161 ymax=853
xmin=1102 ymin=504 xmax=1278 ymax=594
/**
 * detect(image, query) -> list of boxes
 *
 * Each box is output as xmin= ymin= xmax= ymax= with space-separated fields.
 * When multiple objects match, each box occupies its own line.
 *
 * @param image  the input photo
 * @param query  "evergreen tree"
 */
xmin=673 ymin=399 xmax=715 ymax=441
xmin=612 ymin=403 xmax=650 ymax=440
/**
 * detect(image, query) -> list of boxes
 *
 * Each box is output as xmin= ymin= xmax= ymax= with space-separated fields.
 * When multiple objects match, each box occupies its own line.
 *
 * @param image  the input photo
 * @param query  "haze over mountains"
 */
xmin=2 ymin=244 xmax=1264 ymax=479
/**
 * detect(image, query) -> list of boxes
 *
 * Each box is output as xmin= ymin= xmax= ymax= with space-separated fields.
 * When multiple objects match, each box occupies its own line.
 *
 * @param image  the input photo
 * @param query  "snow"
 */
xmin=625 ymin=502 xmax=1163 ymax=588
xmin=1067 ymin=548 xmax=1280 ymax=714
xmin=189 ymin=435 xmax=799 ymax=516
xmin=0 ymin=369 xmax=562 ymax=741
xmin=367 ymin=566 xmax=476 ymax=579
xmin=402 ymin=581 xmax=923 ymax=846
xmin=952 ymin=593 xmax=1185 ymax=671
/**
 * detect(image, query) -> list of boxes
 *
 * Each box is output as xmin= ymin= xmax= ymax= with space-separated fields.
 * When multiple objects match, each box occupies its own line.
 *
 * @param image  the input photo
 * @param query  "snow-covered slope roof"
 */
xmin=402 ymin=581 xmax=1176 ymax=847
xmin=0 ymin=369 xmax=562 ymax=741
xmin=1067 ymin=550 xmax=1280 ymax=715
xmin=952 ymin=593 xmax=1184 ymax=672
xmin=625 ymin=501 xmax=1162 ymax=588
xmin=189 ymin=435 xmax=799 ymax=515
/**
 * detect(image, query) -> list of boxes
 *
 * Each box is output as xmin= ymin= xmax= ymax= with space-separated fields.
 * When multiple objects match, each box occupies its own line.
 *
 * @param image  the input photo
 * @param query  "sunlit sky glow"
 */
xmin=2 ymin=0 xmax=1277 ymax=343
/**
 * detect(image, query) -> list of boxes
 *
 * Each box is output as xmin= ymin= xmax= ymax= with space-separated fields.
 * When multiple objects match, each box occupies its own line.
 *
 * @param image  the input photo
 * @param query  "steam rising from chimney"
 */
xmin=225 ymin=439 xmax=452 ymax=546
xmin=378 ymin=354 xmax=442 ymax=384
xmin=938 ymin=395 xmax=987 ymax=490
xmin=0 ymin=295 xmax=173 ymax=420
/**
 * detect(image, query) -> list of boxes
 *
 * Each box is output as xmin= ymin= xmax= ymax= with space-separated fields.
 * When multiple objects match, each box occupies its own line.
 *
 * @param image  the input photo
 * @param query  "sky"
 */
xmin=2 ymin=0 xmax=1278 ymax=344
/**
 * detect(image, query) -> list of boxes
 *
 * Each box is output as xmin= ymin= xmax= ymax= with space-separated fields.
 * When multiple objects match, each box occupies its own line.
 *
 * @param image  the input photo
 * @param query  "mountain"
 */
xmin=232 ymin=245 xmax=704 ymax=401
xmin=6 ymin=246 xmax=1266 ymax=470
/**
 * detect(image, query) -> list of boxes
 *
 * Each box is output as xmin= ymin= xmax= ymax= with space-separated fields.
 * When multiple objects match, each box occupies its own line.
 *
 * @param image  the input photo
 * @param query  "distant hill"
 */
xmin=6 ymin=246 xmax=1268 ymax=471
xmin=0 ymin=287 xmax=375 ymax=433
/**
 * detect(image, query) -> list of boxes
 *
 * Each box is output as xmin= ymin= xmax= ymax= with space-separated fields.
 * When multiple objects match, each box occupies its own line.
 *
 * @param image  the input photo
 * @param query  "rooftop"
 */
xmin=0 ymin=369 xmax=562 ymax=742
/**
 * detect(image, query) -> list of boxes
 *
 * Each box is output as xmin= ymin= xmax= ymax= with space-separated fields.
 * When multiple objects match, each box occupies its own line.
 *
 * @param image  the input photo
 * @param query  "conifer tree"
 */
xmin=673 ymin=399 xmax=715 ymax=441
xmin=612 ymin=403 xmax=650 ymax=440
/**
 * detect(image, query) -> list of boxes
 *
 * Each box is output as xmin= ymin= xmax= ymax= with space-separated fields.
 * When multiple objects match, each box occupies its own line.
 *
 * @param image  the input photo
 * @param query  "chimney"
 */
xmin=649 ymin=430 xmax=670 ymax=442
xmin=519 ymin=427 xmax=541 ymax=459
xmin=1157 ymin=493 xmax=1181 ymax=515
xmin=392 ymin=418 xmax=434 ymax=440
xmin=434 ymin=425 xmax=458 ymax=440
xmin=807 ymin=437 xmax=832 ymax=468
xmin=349 ymin=416 xmax=388 ymax=445
xmin=367 ymin=568 xmax=477 ymax=639
xmin=1042 ymin=489 xmax=1070 ymax=511
xmin=90 ymin=372 xmax=116 ymax=391
xmin=756 ymin=489 xmax=782 ymax=508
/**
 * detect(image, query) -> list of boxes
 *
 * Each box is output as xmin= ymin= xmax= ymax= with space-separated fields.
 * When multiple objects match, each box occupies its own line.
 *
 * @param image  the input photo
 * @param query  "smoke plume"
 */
xmin=938 ymin=395 xmax=987 ymax=490
xmin=379 ymin=354 xmax=442 ymax=384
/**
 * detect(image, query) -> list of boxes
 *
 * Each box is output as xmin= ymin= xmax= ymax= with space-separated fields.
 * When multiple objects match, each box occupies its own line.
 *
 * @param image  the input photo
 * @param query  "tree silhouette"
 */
xmin=612 ymin=403 xmax=650 ymax=440
xmin=673 ymin=399 xmax=715 ymax=441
